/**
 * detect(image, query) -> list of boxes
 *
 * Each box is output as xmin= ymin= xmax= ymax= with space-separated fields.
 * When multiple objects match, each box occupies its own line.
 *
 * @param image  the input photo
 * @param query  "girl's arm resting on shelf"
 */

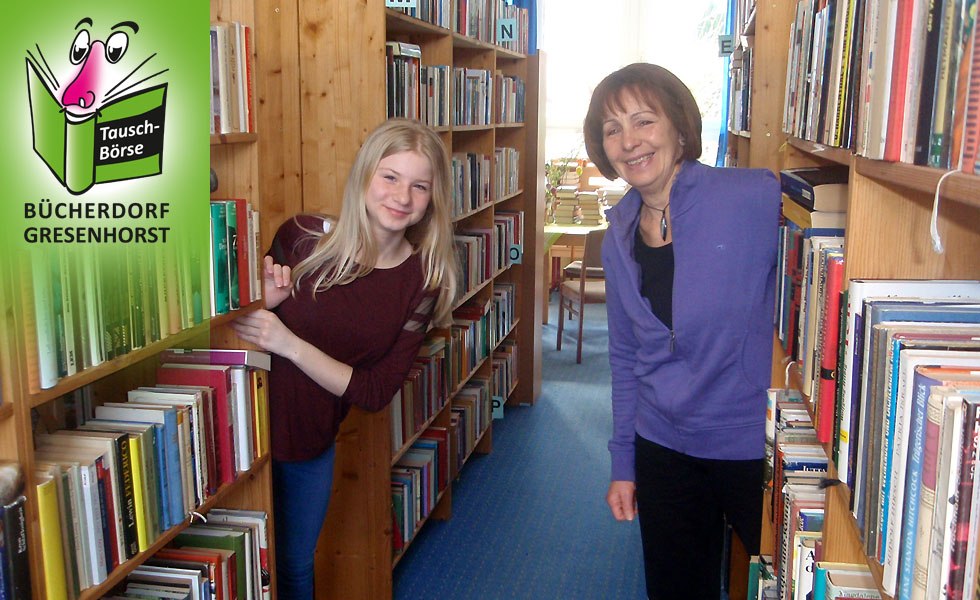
xmin=340 ymin=298 xmax=433 ymax=412
xmin=231 ymin=309 xmax=354 ymax=396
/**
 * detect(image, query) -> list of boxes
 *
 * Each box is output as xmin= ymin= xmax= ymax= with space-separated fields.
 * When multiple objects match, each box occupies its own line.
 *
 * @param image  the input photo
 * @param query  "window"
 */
xmin=538 ymin=0 xmax=728 ymax=166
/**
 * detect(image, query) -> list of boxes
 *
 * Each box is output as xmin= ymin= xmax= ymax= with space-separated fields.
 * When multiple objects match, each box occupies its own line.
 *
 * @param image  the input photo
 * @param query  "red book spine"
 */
xmin=817 ymin=255 xmax=845 ymax=442
xmin=884 ymin=0 xmax=915 ymax=161
xmin=156 ymin=366 xmax=235 ymax=485
xmin=957 ymin=26 xmax=980 ymax=173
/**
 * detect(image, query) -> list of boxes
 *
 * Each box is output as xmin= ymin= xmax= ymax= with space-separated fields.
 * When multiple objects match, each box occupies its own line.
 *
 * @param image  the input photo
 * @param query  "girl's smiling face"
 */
xmin=365 ymin=150 xmax=433 ymax=241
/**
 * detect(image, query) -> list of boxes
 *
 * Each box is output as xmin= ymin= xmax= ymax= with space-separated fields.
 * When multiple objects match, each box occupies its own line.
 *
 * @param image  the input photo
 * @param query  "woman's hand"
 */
xmin=607 ymin=480 xmax=637 ymax=521
xmin=232 ymin=308 xmax=299 ymax=359
xmin=263 ymin=255 xmax=292 ymax=310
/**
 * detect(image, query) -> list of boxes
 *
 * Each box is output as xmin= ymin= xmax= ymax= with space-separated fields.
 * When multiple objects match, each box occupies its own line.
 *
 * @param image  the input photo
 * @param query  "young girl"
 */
xmin=232 ymin=118 xmax=459 ymax=599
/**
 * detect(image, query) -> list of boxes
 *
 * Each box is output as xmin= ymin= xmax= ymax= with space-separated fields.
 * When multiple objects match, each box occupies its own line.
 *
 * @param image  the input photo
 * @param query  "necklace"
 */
xmin=642 ymin=201 xmax=670 ymax=241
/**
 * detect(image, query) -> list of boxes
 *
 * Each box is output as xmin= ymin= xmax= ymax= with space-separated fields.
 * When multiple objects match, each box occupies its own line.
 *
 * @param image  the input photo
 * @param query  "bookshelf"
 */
xmin=0 ymin=1 xmax=284 ymax=597
xmin=299 ymin=6 xmax=543 ymax=599
xmin=732 ymin=1 xmax=980 ymax=598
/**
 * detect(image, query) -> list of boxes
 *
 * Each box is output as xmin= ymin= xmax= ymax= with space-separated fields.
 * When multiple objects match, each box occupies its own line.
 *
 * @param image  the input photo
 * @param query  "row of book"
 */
xmin=751 ymin=555 xmax=885 ymax=599
xmin=209 ymin=21 xmax=254 ymax=135
xmin=28 ymin=241 xmax=210 ymax=391
xmin=728 ymin=45 xmax=753 ymax=133
xmin=25 ymin=196 xmax=261 ymax=391
xmin=31 ymin=349 xmax=270 ymax=593
xmin=391 ymin=335 xmax=449 ymax=453
xmin=105 ymin=508 xmax=271 ymax=600
xmin=454 ymin=210 xmax=524 ymax=296
xmin=384 ymin=42 xmax=527 ymax=129
xmin=392 ymin=432 xmax=449 ymax=556
xmin=451 ymin=151 xmax=492 ymax=217
xmin=775 ymin=165 xmax=848 ymax=433
xmin=764 ymin=389 xmax=830 ymax=600
xmin=390 ymin=0 xmax=530 ymax=53
xmin=493 ymin=146 xmax=521 ymax=200
xmin=391 ymin=281 xmax=518 ymax=454
xmin=209 ymin=199 xmax=262 ymax=317
xmin=842 ymin=285 xmax=980 ymax=598
xmin=775 ymin=272 xmax=980 ymax=598
xmin=781 ymin=0 xmax=980 ymax=172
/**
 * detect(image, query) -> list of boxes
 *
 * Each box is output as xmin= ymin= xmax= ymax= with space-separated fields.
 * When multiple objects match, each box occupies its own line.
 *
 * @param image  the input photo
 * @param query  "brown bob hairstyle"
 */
xmin=583 ymin=63 xmax=703 ymax=180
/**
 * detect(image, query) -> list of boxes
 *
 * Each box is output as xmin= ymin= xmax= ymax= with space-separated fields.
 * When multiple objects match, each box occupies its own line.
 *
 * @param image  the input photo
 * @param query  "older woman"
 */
xmin=584 ymin=63 xmax=781 ymax=599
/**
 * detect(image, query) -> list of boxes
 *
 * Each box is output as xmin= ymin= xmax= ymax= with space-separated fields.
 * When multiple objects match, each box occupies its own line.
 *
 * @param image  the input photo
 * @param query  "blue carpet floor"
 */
xmin=393 ymin=300 xmax=647 ymax=599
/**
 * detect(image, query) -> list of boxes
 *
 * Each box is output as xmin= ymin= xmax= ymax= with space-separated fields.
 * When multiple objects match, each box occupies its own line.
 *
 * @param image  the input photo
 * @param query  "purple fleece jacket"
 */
xmin=602 ymin=160 xmax=781 ymax=482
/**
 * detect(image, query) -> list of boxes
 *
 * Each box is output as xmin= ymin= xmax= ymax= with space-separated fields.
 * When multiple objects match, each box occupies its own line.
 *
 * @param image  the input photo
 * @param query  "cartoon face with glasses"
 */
xmin=60 ymin=17 xmax=144 ymax=116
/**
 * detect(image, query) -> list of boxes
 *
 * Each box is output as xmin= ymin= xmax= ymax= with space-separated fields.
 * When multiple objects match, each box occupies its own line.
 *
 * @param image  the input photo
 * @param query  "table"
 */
xmin=542 ymin=223 xmax=608 ymax=324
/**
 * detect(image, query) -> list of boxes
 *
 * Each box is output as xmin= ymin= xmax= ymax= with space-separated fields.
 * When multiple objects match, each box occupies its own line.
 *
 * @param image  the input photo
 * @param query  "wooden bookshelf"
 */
xmin=734 ymin=1 xmax=980 ymax=598
xmin=303 ymin=7 xmax=543 ymax=599
xmin=0 ymin=1 xmax=286 ymax=596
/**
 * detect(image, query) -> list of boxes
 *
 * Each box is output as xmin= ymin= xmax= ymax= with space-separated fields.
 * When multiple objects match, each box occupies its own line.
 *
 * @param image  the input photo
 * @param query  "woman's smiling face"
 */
xmin=600 ymin=90 xmax=684 ymax=200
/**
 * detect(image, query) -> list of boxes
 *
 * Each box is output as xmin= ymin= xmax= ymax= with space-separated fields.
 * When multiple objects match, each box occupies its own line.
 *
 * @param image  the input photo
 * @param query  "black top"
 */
xmin=634 ymin=226 xmax=674 ymax=329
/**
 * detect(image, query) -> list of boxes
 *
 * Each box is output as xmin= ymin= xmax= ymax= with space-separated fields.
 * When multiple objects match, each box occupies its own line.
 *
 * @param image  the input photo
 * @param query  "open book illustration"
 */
xmin=26 ymin=19 xmax=168 ymax=194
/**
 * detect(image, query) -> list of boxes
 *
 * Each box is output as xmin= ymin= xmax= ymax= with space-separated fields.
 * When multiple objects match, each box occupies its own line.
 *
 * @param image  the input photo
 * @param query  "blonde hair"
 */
xmin=291 ymin=118 xmax=459 ymax=327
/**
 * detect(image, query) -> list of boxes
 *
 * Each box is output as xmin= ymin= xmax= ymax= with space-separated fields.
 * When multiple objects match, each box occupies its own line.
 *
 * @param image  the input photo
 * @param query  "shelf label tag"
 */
xmin=492 ymin=396 xmax=505 ymax=419
xmin=717 ymin=34 xmax=734 ymax=57
xmin=385 ymin=0 xmax=417 ymax=8
xmin=497 ymin=18 xmax=517 ymax=43
xmin=509 ymin=243 xmax=523 ymax=264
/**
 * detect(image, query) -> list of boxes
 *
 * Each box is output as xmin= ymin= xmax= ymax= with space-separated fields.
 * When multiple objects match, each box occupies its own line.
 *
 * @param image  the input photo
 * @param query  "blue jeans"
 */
xmin=272 ymin=446 xmax=336 ymax=600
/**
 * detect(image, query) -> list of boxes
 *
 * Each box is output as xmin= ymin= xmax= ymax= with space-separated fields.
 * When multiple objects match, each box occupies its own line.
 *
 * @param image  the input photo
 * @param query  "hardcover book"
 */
xmin=779 ymin=165 xmax=849 ymax=212
xmin=25 ymin=58 xmax=167 ymax=195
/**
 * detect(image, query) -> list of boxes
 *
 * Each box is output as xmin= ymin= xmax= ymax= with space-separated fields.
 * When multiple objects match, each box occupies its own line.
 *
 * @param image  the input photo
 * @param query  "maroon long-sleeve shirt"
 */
xmin=268 ymin=215 xmax=435 ymax=461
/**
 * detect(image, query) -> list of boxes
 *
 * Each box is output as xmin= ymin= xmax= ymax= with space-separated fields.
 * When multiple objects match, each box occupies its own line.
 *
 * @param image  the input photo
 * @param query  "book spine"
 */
xmin=65 ymin=117 xmax=96 ymax=194
xmin=1 ymin=496 xmax=31 ymax=600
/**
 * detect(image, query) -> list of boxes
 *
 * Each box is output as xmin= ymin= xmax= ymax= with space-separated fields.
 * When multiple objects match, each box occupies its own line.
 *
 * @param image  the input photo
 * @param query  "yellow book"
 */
xmin=128 ymin=436 xmax=150 ymax=552
xmin=36 ymin=475 xmax=69 ymax=600
xmin=251 ymin=369 xmax=269 ymax=458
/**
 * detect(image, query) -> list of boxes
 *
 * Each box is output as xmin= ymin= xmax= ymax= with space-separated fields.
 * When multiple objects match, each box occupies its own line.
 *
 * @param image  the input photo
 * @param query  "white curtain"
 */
xmin=538 ymin=0 xmax=727 ymax=165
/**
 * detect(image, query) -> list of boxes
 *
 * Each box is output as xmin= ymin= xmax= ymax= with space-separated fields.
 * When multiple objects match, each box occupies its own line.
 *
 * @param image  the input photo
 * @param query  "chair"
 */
xmin=556 ymin=228 xmax=607 ymax=363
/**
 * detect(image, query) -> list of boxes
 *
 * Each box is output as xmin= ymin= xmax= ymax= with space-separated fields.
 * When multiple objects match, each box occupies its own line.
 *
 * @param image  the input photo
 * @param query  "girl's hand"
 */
xmin=263 ymin=255 xmax=292 ymax=310
xmin=606 ymin=480 xmax=637 ymax=521
xmin=231 ymin=308 xmax=299 ymax=359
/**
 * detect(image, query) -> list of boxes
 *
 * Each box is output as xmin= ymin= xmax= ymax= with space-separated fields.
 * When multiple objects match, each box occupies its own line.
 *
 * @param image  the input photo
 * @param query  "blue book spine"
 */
xmin=896 ymin=372 xmax=939 ymax=600
xmin=878 ymin=337 xmax=905 ymax=562
xmin=148 ymin=422 xmax=171 ymax=530
xmin=160 ymin=408 xmax=182 ymax=528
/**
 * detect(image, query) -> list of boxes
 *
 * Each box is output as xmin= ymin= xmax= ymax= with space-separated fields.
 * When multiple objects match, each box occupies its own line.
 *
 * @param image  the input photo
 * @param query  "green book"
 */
xmin=174 ymin=524 xmax=248 ymax=597
xmin=26 ymin=59 xmax=167 ymax=195
xmin=224 ymin=200 xmax=240 ymax=311
xmin=209 ymin=201 xmax=230 ymax=315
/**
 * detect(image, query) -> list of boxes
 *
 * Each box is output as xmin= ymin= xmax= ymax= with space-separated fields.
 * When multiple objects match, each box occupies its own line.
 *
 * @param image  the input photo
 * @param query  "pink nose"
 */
xmin=61 ymin=40 xmax=105 ymax=110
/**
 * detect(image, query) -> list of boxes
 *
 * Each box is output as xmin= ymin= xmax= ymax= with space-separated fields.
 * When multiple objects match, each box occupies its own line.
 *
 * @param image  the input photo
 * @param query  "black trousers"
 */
xmin=634 ymin=435 xmax=764 ymax=600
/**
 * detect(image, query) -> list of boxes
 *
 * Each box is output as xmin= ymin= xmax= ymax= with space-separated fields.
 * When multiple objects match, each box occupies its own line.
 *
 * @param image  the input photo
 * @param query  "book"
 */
xmin=779 ymin=165 xmax=849 ymax=211
xmin=158 ymin=348 xmax=271 ymax=371
xmin=174 ymin=524 xmax=250 ymax=600
xmin=35 ymin=473 xmax=69 ymax=600
xmin=824 ymin=565 xmax=882 ymax=598
xmin=836 ymin=280 xmax=980 ymax=488
xmin=782 ymin=193 xmax=847 ymax=230
xmin=205 ymin=508 xmax=270 ymax=600
xmin=209 ymin=201 xmax=231 ymax=316
xmin=24 ymin=56 xmax=167 ymax=195
xmin=1 ymin=494 xmax=30 ymax=600
xmin=156 ymin=364 xmax=236 ymax=486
